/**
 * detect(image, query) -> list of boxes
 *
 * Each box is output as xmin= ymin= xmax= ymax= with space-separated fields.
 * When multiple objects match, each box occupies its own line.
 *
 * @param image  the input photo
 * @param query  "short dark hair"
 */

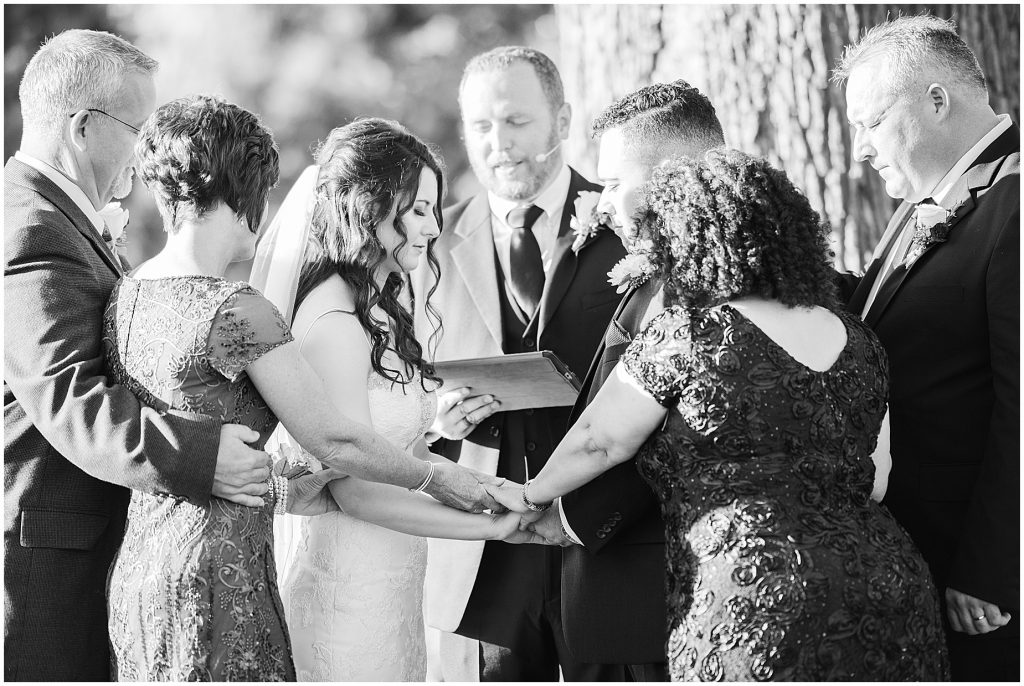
xmin=459 ymin=46 xmax=564 ymax=113
xmin=831 ymin=14 xmax=987 ymax=97
xmin=135 ymin=95 xmax=279 ymax=234
xmin=591 ymin=80 xmax=725 ymax=154
xmin=636 ymin=149 xmax=837 ymax=309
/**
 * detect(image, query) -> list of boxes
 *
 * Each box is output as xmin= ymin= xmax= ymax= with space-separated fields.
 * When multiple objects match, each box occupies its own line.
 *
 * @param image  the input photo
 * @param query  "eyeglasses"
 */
xmin=68 ymin=108 xmax=140 ymax=134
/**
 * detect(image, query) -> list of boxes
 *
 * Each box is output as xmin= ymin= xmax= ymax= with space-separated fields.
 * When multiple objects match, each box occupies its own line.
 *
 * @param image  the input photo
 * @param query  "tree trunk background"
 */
xmin=556 ymin=4 xmax=1019 ymax=270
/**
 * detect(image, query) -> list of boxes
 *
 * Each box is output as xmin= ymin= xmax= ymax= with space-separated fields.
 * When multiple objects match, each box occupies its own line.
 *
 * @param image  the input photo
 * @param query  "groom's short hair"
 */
xmin=591 ymin=80 xmax=725 ymax=158
xmin=459 ymin=46 xmax=564 ymax=114
xmin=19 ymin=29 xmax=158 ymax=140
xmin=831 ymin=15 xmax=987 ymax=99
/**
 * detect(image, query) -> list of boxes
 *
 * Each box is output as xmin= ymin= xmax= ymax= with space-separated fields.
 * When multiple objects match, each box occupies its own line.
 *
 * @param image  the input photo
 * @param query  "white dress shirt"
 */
xmin=14 ymin=150 xmax=105 ymax=236
xmin=488 ymin=164 xmax=572 ymax=283
xmin=860 ymin=113 xmax=1012 ymax=318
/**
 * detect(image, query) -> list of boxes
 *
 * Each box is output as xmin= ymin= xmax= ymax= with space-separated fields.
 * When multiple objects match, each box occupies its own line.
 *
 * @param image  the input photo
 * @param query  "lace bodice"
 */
xmin=621 ymin=304 xmax=949 ymax=681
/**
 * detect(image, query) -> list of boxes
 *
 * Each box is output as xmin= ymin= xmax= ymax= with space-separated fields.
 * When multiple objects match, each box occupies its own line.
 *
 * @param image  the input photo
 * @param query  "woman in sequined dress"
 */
xmin=517 ymin=150 xmax=950 ymax=680
xmin=102 ymin=96 xmax=526 ymax=681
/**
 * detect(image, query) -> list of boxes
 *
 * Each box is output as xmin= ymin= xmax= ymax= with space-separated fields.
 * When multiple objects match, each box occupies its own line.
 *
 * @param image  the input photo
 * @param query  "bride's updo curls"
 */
xmin=295 ymin=117 xmax=445 ymax=387
xmin=135 ymin=94 xmax=279 ymax=234
xmin=635 ymin=149 xmax=838 ymax=310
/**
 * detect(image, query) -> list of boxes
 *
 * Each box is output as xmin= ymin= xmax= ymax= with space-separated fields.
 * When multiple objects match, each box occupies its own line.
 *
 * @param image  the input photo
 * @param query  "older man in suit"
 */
xmin=3 ymin=30 xmax=271 ymax=681
xmin=411 ymin=46 xmax=625 ymax=681
xmin=523 ymin=80 xmax=726 ymax=681
xmin=834 ymin=15 xmax=1019 ymax=681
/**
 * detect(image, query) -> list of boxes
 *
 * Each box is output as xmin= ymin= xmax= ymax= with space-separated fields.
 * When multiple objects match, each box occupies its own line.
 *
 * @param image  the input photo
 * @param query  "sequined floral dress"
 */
xmin=102 ymin=276 xmax=295 ymax=681
xmin=621 ymin=304 xmax=949 ymax=681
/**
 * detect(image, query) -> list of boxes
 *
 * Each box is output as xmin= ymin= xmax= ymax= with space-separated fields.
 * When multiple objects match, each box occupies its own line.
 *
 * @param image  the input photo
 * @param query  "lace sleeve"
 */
xmin=620 ymin=305 xmax=694 ymax=407
xmin=207 ymin=285 xmax=295 ymax=382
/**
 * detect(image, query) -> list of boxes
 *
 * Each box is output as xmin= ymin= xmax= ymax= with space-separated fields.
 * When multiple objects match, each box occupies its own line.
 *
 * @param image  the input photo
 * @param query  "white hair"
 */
xmin=18 ymin=29 xmax=158 ymax=140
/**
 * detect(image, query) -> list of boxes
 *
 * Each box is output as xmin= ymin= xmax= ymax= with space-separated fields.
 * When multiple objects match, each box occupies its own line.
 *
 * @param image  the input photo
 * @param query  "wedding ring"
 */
xmin=464 ymin=412 xmax=478 ymax=425
xmin=973 ymin=615 xmax=987 ymax=622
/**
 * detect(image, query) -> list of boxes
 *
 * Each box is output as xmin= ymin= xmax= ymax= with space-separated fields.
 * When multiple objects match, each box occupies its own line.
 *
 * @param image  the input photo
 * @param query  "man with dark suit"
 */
xmin=525 ymin=81 xmax=727 ymax=681
xmin=833 ymin=15 xmax=1019 ymax=681
xmin=4 ymin=30 xmax=273 ymax=681
xmin=410 ymin=47 xmax=625 ymax=681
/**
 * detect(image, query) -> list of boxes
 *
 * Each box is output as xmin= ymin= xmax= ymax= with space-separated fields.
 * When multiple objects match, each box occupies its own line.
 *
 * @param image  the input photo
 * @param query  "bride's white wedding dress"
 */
xmin=277 ymin=311 xmax=437 ymax=681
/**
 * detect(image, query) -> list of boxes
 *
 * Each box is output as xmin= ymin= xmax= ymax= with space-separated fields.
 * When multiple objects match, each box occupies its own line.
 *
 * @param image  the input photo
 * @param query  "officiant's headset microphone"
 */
xmin=534 ymin=142 xmax=562 ymax=163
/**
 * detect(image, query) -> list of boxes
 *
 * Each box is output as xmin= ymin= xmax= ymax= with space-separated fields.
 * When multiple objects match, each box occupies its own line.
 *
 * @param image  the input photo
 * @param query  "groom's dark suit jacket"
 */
xmin=4 ymin=158 xmax=220 ymax=681
xmin=560 ymin=277 xmax=668 ymax=666
xmin=842 ymin=126 xmax=1019 ymax=672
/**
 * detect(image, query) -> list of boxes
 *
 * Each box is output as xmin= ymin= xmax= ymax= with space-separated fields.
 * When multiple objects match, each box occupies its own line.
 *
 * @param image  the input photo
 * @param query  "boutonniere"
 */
xmin=98 ymin=201 xmax=130 ymax=254
xmin=607 ymin=239 xmax=656 ymax=294
xmin=570 ymin=190 xmax=613 ymax=253
xmin=903 ymin=199 xmax=966 ymax=267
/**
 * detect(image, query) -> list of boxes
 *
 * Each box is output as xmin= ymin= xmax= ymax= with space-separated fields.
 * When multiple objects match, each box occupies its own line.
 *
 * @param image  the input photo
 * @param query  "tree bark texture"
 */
xmin=556 ymin=4 xmax=1019 ymax=271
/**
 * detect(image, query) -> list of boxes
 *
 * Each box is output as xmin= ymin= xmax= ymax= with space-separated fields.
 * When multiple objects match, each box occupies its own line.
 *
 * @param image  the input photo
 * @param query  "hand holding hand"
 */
xmin=287 ymin=469 xmax=346 ymax=516
xmin=430 ymin=387 xmax=501 ymax=441
xmin=946 ymin=587 xmax=1012 ymax=635
xmin=425 ymin=460 xmax=504 ymax=513
xmin=523 ymin=501 xmax=575 ymax=547
xmin=481 ymin=480 xmax=532 ymax=514
xmin=213 ymin=424 xmax=271 ymax=507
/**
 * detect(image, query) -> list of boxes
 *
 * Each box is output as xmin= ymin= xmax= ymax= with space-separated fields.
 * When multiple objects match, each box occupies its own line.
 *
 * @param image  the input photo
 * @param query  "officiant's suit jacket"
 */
xmin=558 ymin=276 xmax=668 ymax=665
xmin=3 ymin=158 xmax=220 ymax=681
xmin=844 ymin=126 xmax=1019 ymax=642
xmin=410 ymin=168 xmax=625 ymax=633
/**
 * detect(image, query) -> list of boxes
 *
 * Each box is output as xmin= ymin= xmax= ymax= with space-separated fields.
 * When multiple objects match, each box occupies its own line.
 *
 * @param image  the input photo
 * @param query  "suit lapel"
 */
xmin=451 ymin=194 xmax=503 ymax=348
xmin=538 ymin=169 xmax=598 ymax=338
xmin=7 ymin=158 xmax=123 ymax=277
xmin=848 ymin=202 xmax=912 ymax=315
xmin=864 ymin=125 xmax=1018 ymax=327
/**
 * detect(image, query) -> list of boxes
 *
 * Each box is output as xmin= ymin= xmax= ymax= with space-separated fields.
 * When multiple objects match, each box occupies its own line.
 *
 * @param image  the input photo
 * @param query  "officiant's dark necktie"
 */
xmin=506 ymin=204 xmax=546 ymax=318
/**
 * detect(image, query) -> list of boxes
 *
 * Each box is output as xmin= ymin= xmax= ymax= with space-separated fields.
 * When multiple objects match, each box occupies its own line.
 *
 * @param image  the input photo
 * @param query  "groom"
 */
xmin=528 ymin=81 xmax=726 ymax=681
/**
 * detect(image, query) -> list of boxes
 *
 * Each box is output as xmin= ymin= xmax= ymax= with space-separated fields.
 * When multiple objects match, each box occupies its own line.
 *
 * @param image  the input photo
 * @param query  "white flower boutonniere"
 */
xmin=903 ymin=200 xmax=965 ymax=267
xmin=607 ymin=239 xmax=656 ymax=294
xmin=570 ymin=190 xmax=613 ymax=253
xmin=98 ymin=201 xmax=130 ymax=253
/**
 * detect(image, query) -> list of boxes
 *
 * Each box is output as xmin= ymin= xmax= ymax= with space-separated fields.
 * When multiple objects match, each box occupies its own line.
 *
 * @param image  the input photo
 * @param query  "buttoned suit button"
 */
xmin=524 ymin=337 xmax=535 ymax=349
xmin=596 ymin=530 xmax=607 ymax=539
xmin=489 ymin=426 xmax=501 ymax=438
xmin=526 ymin=441 xmax=536 ymax=452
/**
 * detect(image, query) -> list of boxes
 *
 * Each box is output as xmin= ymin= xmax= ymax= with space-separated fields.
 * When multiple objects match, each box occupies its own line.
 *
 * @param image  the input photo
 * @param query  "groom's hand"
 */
xmin=287 ymin=469 xmax=345 ymax=516
xmin=424 ymin=461 xmax=505 ymax=513
xmin=524 ymin=501 xmax=576 ymax=547
xmin=946 ymin=587 xmax=1012 ymax=635
xmin=213 ymin=424 xmax=271 ymax=507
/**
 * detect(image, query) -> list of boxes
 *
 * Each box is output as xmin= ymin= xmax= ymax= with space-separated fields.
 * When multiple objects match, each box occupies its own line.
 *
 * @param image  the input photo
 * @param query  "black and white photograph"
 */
xmin=3 ymin=3 xmax=1019 ymax=682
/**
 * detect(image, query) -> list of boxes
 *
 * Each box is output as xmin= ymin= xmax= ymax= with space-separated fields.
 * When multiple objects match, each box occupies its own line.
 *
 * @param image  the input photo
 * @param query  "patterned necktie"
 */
xmin=506 ymin=204 xmax=546 ymax=317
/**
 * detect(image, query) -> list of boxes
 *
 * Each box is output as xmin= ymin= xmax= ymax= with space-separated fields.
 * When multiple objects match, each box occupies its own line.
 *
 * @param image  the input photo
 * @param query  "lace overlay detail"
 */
xmin=102 ymin=276 xmax=295 ymax=681
xmin=622 ymin=305 xmax=950 ymax=681
xmin=280 ymin=347 xmax=437 ymax=681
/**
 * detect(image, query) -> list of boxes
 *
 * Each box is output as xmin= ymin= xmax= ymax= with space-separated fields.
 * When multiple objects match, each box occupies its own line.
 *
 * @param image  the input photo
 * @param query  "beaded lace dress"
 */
xmin=277 ymin=309 xmax=438 ymax=682
xmin=621 ymin=304 xmax=950 ymax=681
xmin=103 ymin=277 xmax=295 ymax=681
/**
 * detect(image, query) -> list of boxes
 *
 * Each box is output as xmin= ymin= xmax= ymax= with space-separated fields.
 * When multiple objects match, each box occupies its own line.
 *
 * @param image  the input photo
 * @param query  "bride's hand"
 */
xmin=431 ymin=387 xmax=501 ymax=441
xmin=487 ymin=511 xmax=546 ymax=544
xmin=482 ymin=480 xmax=531 ymax=514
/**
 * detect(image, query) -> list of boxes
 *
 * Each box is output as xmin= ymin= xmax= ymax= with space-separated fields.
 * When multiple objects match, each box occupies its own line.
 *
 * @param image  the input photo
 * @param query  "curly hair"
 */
xmin=135 ymin=94 xmax=280 ymax=234
xmin=590 ymin=79 xmax=725 ymax=153
xmin=635 ymin=149 xmax=838 ymax=310
xmin=294 ymin=118 xmax=445 ymax=389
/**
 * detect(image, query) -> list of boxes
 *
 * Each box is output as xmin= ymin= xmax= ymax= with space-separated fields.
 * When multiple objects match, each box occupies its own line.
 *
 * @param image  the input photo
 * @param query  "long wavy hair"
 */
xmin=635 ymin=148 xmax=838 ymax=309
xmin=294 ymin=118 xmax=444 ymax=388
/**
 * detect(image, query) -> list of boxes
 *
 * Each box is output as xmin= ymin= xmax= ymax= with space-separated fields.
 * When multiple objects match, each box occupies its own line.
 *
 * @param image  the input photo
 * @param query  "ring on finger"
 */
xmin=973 ymin=614 xmax=987 ymax=622
xmin=456 ymin=401 xmax=468 ymax=417
xmin=464 ymin=412 xmax=479 ymax=425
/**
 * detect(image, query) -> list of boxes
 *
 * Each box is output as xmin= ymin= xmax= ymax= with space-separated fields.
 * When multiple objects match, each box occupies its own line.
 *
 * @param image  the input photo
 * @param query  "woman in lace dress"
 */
xmin=256 ymin=119 xmax=538 ymax=681
xmin=103 ymin=97 xmax=525 ymax=681
xmin=514 ymin=150 xmax=950 ymax=680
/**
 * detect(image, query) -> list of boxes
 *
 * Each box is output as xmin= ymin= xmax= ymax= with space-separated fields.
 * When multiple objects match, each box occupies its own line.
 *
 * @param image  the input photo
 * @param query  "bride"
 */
xmin=251 ymin=119 xmax=536 ymax=681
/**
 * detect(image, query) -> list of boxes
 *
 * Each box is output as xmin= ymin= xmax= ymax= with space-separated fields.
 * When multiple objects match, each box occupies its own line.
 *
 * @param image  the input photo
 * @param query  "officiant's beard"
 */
xmin=472 ymin=131 xmax=562 ymax=202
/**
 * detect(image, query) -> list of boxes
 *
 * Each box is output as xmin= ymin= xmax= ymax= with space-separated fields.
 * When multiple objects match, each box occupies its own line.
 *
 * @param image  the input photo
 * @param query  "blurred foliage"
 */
xmin=5 ymin=4 xmax=556 ymax=277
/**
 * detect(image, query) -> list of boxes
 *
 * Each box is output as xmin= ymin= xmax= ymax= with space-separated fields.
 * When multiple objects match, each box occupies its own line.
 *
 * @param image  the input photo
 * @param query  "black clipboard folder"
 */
xmin=432 ymin=351 xmax=581 ymax=412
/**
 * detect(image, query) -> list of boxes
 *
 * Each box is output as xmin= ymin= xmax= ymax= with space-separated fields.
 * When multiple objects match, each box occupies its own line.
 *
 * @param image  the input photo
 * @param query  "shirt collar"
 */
xmin=929 ymin=114 xmax=1012 ymax=205
xmin=488 ymin=164 xmax=571 ymax=226
xmin=14 ymin=150 xmax=105 ymax=234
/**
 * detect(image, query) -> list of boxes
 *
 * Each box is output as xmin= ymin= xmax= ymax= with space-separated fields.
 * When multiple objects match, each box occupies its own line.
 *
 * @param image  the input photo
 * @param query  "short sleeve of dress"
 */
xmin=207 ymin=285 xmax=294 ymax=382
xmin=620 ymin=305 xmax=694 ymax=407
